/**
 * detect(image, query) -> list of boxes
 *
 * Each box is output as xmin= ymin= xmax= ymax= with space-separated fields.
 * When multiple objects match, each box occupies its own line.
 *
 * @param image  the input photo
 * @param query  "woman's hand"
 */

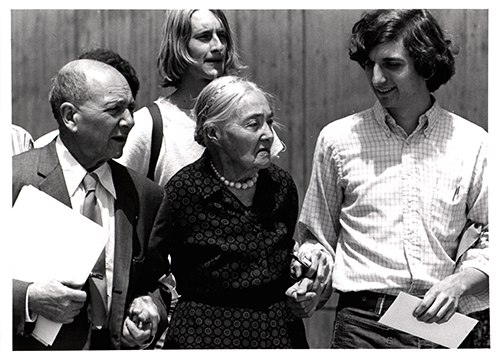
xmin=285 ymin=278 xmax=318 ymax=318
xmin=121 ymin=296 xmax=160 ymax=348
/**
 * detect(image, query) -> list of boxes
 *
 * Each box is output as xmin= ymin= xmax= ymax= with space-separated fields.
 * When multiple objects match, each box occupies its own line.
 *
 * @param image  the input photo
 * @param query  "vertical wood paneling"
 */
xmin=433 ymin=10 xmax=488 ymax=130
xmin=226 ymin=10 xmax=306 ymax=198
xmin=10 ymin=9 xmax=488 ymax=348
xmin=303 ymin=10 xmax=374 ymax=186
xmin=12 ymin=10 xmax=78 ymax=139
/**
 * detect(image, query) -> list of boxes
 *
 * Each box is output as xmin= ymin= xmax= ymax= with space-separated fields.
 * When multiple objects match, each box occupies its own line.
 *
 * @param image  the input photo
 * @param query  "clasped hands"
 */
xmin=285 ymin=243 xmax=334 ymax=318
xmin=121 ymin=295 xmax=160 ymax=348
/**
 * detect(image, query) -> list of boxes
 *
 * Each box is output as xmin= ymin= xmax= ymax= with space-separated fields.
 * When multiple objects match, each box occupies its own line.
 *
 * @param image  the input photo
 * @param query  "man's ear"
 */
xmin=60 ymin=102 xmax=79 ymax=133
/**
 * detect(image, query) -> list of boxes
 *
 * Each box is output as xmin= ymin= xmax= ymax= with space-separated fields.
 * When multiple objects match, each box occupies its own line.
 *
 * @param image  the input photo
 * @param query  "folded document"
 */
xmin=12 ymin=185 xmax=110 ymax=346
xmin=379 ymin=292 xmax=478 ymax=348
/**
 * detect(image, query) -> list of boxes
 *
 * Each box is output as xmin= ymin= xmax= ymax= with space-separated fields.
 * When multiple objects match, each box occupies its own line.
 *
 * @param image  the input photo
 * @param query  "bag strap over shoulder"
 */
xmin=147 ymin=103 xmax=163 ymax=182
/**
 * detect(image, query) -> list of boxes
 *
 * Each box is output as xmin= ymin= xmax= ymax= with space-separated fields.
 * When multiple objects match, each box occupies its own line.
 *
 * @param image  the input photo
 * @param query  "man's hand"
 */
xmin=28 ymin=279 xmax=87 ymax=324
xmin=413 ymin=267 xmax=488 ymax=323
xmin=413 ymin=276 xmax=461 ymax=324
xmin=121 ymin=295 xmax=160 ymax=348
xmin=291 ymin=242 xmax=333 ymax=289
xmin=287 ymin=243 xmax=334 ymax=317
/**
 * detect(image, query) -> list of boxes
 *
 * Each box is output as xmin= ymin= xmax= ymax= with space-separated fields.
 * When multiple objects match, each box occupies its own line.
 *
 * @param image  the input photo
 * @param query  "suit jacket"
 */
xmin=12 ymin=141 xmax=170 ymax=350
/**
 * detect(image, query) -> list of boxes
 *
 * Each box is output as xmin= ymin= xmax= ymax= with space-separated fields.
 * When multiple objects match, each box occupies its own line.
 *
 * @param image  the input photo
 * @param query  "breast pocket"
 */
xmin=430 ymin=161 xmax=468 ymax=238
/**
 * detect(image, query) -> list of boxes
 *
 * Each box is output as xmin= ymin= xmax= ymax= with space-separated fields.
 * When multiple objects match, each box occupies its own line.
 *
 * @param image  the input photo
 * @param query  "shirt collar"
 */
xmin=421 ymin=98 xmax=442 ymax=137
xmin=55 ymin=136 xmax=116 ymax=199
xmin=372 ymin=97 xmax=442 ymax=138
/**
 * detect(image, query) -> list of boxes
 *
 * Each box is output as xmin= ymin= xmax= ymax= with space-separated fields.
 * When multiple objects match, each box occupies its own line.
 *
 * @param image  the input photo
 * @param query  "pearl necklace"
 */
xmin=210 ymin=162 xmax=258 ymax=190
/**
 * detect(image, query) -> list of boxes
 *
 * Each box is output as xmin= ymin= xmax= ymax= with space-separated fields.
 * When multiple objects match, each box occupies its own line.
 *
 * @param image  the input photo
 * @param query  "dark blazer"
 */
xmin=12 ymin=141 xmax=170 ymax=350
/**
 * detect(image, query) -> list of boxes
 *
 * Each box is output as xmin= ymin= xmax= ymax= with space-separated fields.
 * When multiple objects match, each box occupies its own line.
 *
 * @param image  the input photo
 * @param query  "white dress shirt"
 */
xmin=55 ymin=136 xmax=116 ymax=311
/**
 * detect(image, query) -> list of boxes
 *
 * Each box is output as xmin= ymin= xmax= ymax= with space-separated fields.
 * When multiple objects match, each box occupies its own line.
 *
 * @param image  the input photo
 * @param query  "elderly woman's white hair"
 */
xmin=193 ymin=76 xmax=277 ymax=147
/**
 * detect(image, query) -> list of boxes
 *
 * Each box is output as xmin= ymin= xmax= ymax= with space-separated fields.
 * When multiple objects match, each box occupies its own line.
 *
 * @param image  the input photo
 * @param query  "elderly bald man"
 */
xmin=12 ymin=59 xmax=171 ymax=350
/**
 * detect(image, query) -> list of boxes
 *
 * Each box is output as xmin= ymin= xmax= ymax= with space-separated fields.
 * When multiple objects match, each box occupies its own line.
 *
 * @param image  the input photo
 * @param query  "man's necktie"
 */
xmin=82 ymin=173 xmax=108 ymax=328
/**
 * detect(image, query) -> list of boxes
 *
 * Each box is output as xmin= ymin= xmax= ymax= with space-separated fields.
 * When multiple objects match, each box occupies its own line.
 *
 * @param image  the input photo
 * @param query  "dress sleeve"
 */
xmin=116 ymin=106 xmax=154 ymax=176
xmin=13 ymin=279 xmax=32 ymax=336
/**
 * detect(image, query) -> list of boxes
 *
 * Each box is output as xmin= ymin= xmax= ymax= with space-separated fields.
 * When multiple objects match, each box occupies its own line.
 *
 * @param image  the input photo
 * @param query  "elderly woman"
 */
xmin=143 ymin=76 xmax=308 ymax=349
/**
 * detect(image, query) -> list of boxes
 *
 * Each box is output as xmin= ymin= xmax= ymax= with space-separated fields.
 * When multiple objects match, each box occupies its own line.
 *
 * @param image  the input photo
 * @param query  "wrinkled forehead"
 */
xmin=85 ymin=69 xmax=132 ymax=104
xmin=234 ymin=90 xmax=272 ymax=119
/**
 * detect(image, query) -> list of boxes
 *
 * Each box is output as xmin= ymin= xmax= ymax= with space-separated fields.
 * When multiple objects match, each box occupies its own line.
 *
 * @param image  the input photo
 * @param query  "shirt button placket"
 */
xmin=402 ymin=139 xmax=420 ymax=290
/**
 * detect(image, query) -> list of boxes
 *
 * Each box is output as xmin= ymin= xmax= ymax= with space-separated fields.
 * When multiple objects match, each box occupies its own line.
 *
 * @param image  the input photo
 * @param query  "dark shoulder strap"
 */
xmin=147 ymin=103 xmax=163 ymax=182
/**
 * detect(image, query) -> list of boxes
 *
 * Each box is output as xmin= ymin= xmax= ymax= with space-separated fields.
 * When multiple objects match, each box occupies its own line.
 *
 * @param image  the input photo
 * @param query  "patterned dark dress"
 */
xmin=162 ymin=152 xmax=307 ymax=349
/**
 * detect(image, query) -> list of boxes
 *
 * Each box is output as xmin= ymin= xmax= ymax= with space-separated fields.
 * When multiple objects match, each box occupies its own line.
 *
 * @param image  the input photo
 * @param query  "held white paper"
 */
xmin=378 ymin=292 xmax=478 ymax=348
xmin=12 ymin=185 xmax=110 ymax=346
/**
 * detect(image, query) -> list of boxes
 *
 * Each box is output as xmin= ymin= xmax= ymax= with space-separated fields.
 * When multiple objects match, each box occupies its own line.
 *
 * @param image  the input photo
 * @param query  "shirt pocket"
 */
xmin=429 ymin=161 xmax=468 ymax=239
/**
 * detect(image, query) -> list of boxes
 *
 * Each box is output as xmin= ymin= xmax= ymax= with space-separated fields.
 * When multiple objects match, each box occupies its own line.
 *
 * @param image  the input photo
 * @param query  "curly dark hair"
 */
xmin=349 ymin=9 xmax=459 ymax=92
xmin=78 ymin=48 xmax=140 ymax=99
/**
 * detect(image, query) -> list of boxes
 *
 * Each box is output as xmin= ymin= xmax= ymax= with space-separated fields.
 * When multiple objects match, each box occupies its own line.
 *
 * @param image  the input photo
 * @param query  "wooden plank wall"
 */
xmin=11 ymin=9 xmax=166 ymax=140
xmin=10 ymin=9 xmax=488 ymax=348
